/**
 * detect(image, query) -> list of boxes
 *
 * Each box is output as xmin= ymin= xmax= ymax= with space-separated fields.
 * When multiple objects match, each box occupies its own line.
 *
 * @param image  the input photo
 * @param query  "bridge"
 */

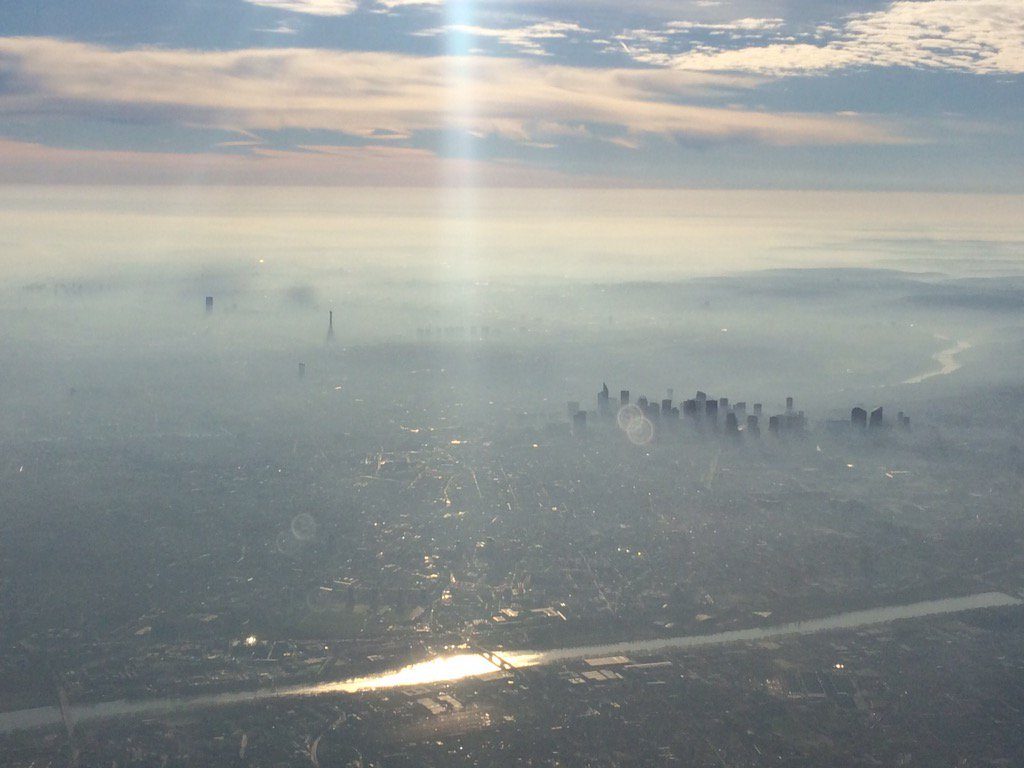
xmin=469 ymin=644 xmax=518 ymax=673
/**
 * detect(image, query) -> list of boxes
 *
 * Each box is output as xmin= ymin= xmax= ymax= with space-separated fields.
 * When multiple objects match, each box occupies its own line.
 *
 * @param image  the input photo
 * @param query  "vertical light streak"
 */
xmin=442 ymin=0 xmax=482 ymax=289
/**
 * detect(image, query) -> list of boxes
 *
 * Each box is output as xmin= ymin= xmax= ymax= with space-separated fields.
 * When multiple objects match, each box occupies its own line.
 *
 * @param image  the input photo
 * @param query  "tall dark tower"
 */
xmin=869 ymin=406 xmax=883 ymax=428
xmin=598 ymin=382 xmax=611 ymax=416
xmin=851 ymin=407 xmax=868 ymax=429
xmin=725 ymin=412 xmax=739 ymax=435
xmin=326 ymin=310 xmax=335 ymax=342
xmin=205 ymin=296 xmax=214 ymax=313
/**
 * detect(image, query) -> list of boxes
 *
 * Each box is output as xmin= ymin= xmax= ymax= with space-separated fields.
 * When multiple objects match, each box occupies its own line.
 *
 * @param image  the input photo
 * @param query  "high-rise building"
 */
xmin=851 ymin=407 xmax=868 ymax=429
xmin=719 ymin=397 xmax=729 ymax=411
xmin=725 ymin=412 xmax=739 ymax=435
xmin=682 ymin=399 xmax=698 ymax=417
xmin=869 ymin=407 xmax=883 ymax=428
xmin=753 ymin=403 xmax=763 ymax=417
xmin=789 ymin=411 xmax=807 ymax=432
xmin=746 ymin=415 xmax=760 ymax=437
xmin=620 ymin=390 xmax=630 ymax=407
xmin=298 ymin=362 xmax=306 ymax=379
xmin=661 ymin=398 xmax=672 ymax=416
xmin=598 ymin=383 xmax=611 ymax=416
xmin=327 ymin=310 xmax=335 ymax=342
xmin=572 ymin=410 xmax=587 ymax=437
xmin=695 ymin=391 xmax=707 ymax=409
xmin=768 ymin=415 xmax=781 ymax=435
xmin=205 ymin=296 xmax=214 ymax=313
xmin=786 ymin=396 xmax=794 ymax=413
xmin=705 ymin=399 xmax=718 ymax=423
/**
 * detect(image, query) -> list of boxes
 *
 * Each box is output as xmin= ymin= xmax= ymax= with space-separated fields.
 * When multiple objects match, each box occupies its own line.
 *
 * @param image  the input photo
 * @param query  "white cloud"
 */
xmin=242 ymin=0 xmax=357 ymax=17
xmin=0 ymin=37 xmax=903 ymax=150
xmin=374 ymin=0 xmax=444 ymax=7
xmin=415 ymin=21 xmax=593 ymax=56
xmin=0 ymin=137 xmax=591 ymax=186
xmin=666 ymin=18 xmax=785 ymax=32
xmin=254 ymin=22 xmax=300 ymax=34
xmin=650 ymin=0 xmax=1024 ymax=75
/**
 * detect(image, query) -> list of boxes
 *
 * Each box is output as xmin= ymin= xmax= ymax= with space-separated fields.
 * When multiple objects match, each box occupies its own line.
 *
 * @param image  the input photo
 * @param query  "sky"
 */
xmin=1 ymin=0 xmax=1022 ymax=190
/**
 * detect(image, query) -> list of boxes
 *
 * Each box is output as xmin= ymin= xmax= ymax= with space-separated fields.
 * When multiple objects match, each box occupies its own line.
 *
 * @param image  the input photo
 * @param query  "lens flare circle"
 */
xmin=618 ymin=404 xmax=653 ymax=444
xmin=627 ymin=416 xmax=655 ymax=445
xmin=616 ymin=404 xmax=642 ymax=431
xmin=291 ymin=513 xmax=318 ymax=541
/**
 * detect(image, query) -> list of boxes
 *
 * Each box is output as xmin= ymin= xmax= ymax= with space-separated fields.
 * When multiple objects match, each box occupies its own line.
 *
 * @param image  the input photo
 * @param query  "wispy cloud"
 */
xmin=374 ymin=0 xmax=444 ymax=8
xmin=0 ymin=137 xmax=591 ymax=185
xmin=0 ymin=37 xmax=902 ymax=150
xmin=242 ymin=0 xmax=357 ymax=17
xmin=253 ymin=21 xmax=300 ymax=34
xmin=665 ymin=18 xmax=785 ymax=32
xmin=414 ymin=21 xmax=593 ymax=56
xmin=621 ymin=0 xmax=1024 ymax=75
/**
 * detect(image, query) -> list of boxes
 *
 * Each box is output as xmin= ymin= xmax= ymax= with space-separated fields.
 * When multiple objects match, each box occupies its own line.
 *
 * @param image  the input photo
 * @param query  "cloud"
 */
xmin=245 ymin=0 xmax=442 ymax=15
xmin=666 ymin=18 xmax=785 ymax=32
xmin=0 ymin=37 xmax=902 ymax=150
xmin=254 ymin=22 xmax=300 ymax=34
xmin=414 ymin=21 xmax=594 ymax=56
xmin=0 ymin=137 xmax=595 ymax=186
xmin=374 ymin=0 xmax=443 ymax=7
xmin=242 ymin=0 xmax=358 ymax=16
xmin=634 ymin=0 xmax=1024 ymax=75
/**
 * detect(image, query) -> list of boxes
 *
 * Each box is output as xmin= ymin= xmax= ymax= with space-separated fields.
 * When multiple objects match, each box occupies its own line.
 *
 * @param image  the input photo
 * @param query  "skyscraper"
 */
xmin=725 ymin=412 xmax=739 ymax=435
xmin=327 ymin=310 xmax=335 ymax=342
xmin=205 ymin=296 xmax=213 ymax=313
xmin=869 ymin=407 xmax=883 ymax=428
xmin=851 ymin=407 xmax=868 ymax=429
xmin=572 ymin=410 xmax=587 ymax=437
xmin=705 ymin=399 xmax=718 ymax=424
xmin=598 ymin=383 xmax=611 ymax=416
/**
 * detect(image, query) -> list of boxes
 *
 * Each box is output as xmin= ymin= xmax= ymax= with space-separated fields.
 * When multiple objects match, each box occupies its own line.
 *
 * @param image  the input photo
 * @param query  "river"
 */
xmin=903 ymin=338 xmax=972 ymax=384
xmin=2 ymin=591 xmax=1018 ymax=735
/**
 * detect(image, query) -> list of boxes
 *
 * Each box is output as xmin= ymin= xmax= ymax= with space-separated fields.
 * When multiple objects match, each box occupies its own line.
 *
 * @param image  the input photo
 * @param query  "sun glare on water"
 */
xmin=311 ymin=654 xmax=510 ymax=694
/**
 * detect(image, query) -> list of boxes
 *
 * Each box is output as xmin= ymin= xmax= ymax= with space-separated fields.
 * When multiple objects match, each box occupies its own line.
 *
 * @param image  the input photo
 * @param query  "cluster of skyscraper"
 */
xmin=570 ymin=384 xmax=807 ymax=440
xmin=848 ymin=406 xmax=910 ymax=430
xmin=570 ymin=384 xmax=909 ymax=441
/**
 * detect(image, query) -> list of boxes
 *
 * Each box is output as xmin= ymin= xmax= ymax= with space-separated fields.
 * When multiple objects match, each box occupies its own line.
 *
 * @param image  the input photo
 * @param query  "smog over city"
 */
xmin=2 ymin=2 xmax=1024 ymax=766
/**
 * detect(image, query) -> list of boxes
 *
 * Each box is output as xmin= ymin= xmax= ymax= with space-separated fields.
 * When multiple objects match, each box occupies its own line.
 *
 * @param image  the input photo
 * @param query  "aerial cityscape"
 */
xmin=4 ymin=267 xmax=1024 ymax=766
xmin=3 ymin=0 xmax=1024 ymax=764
